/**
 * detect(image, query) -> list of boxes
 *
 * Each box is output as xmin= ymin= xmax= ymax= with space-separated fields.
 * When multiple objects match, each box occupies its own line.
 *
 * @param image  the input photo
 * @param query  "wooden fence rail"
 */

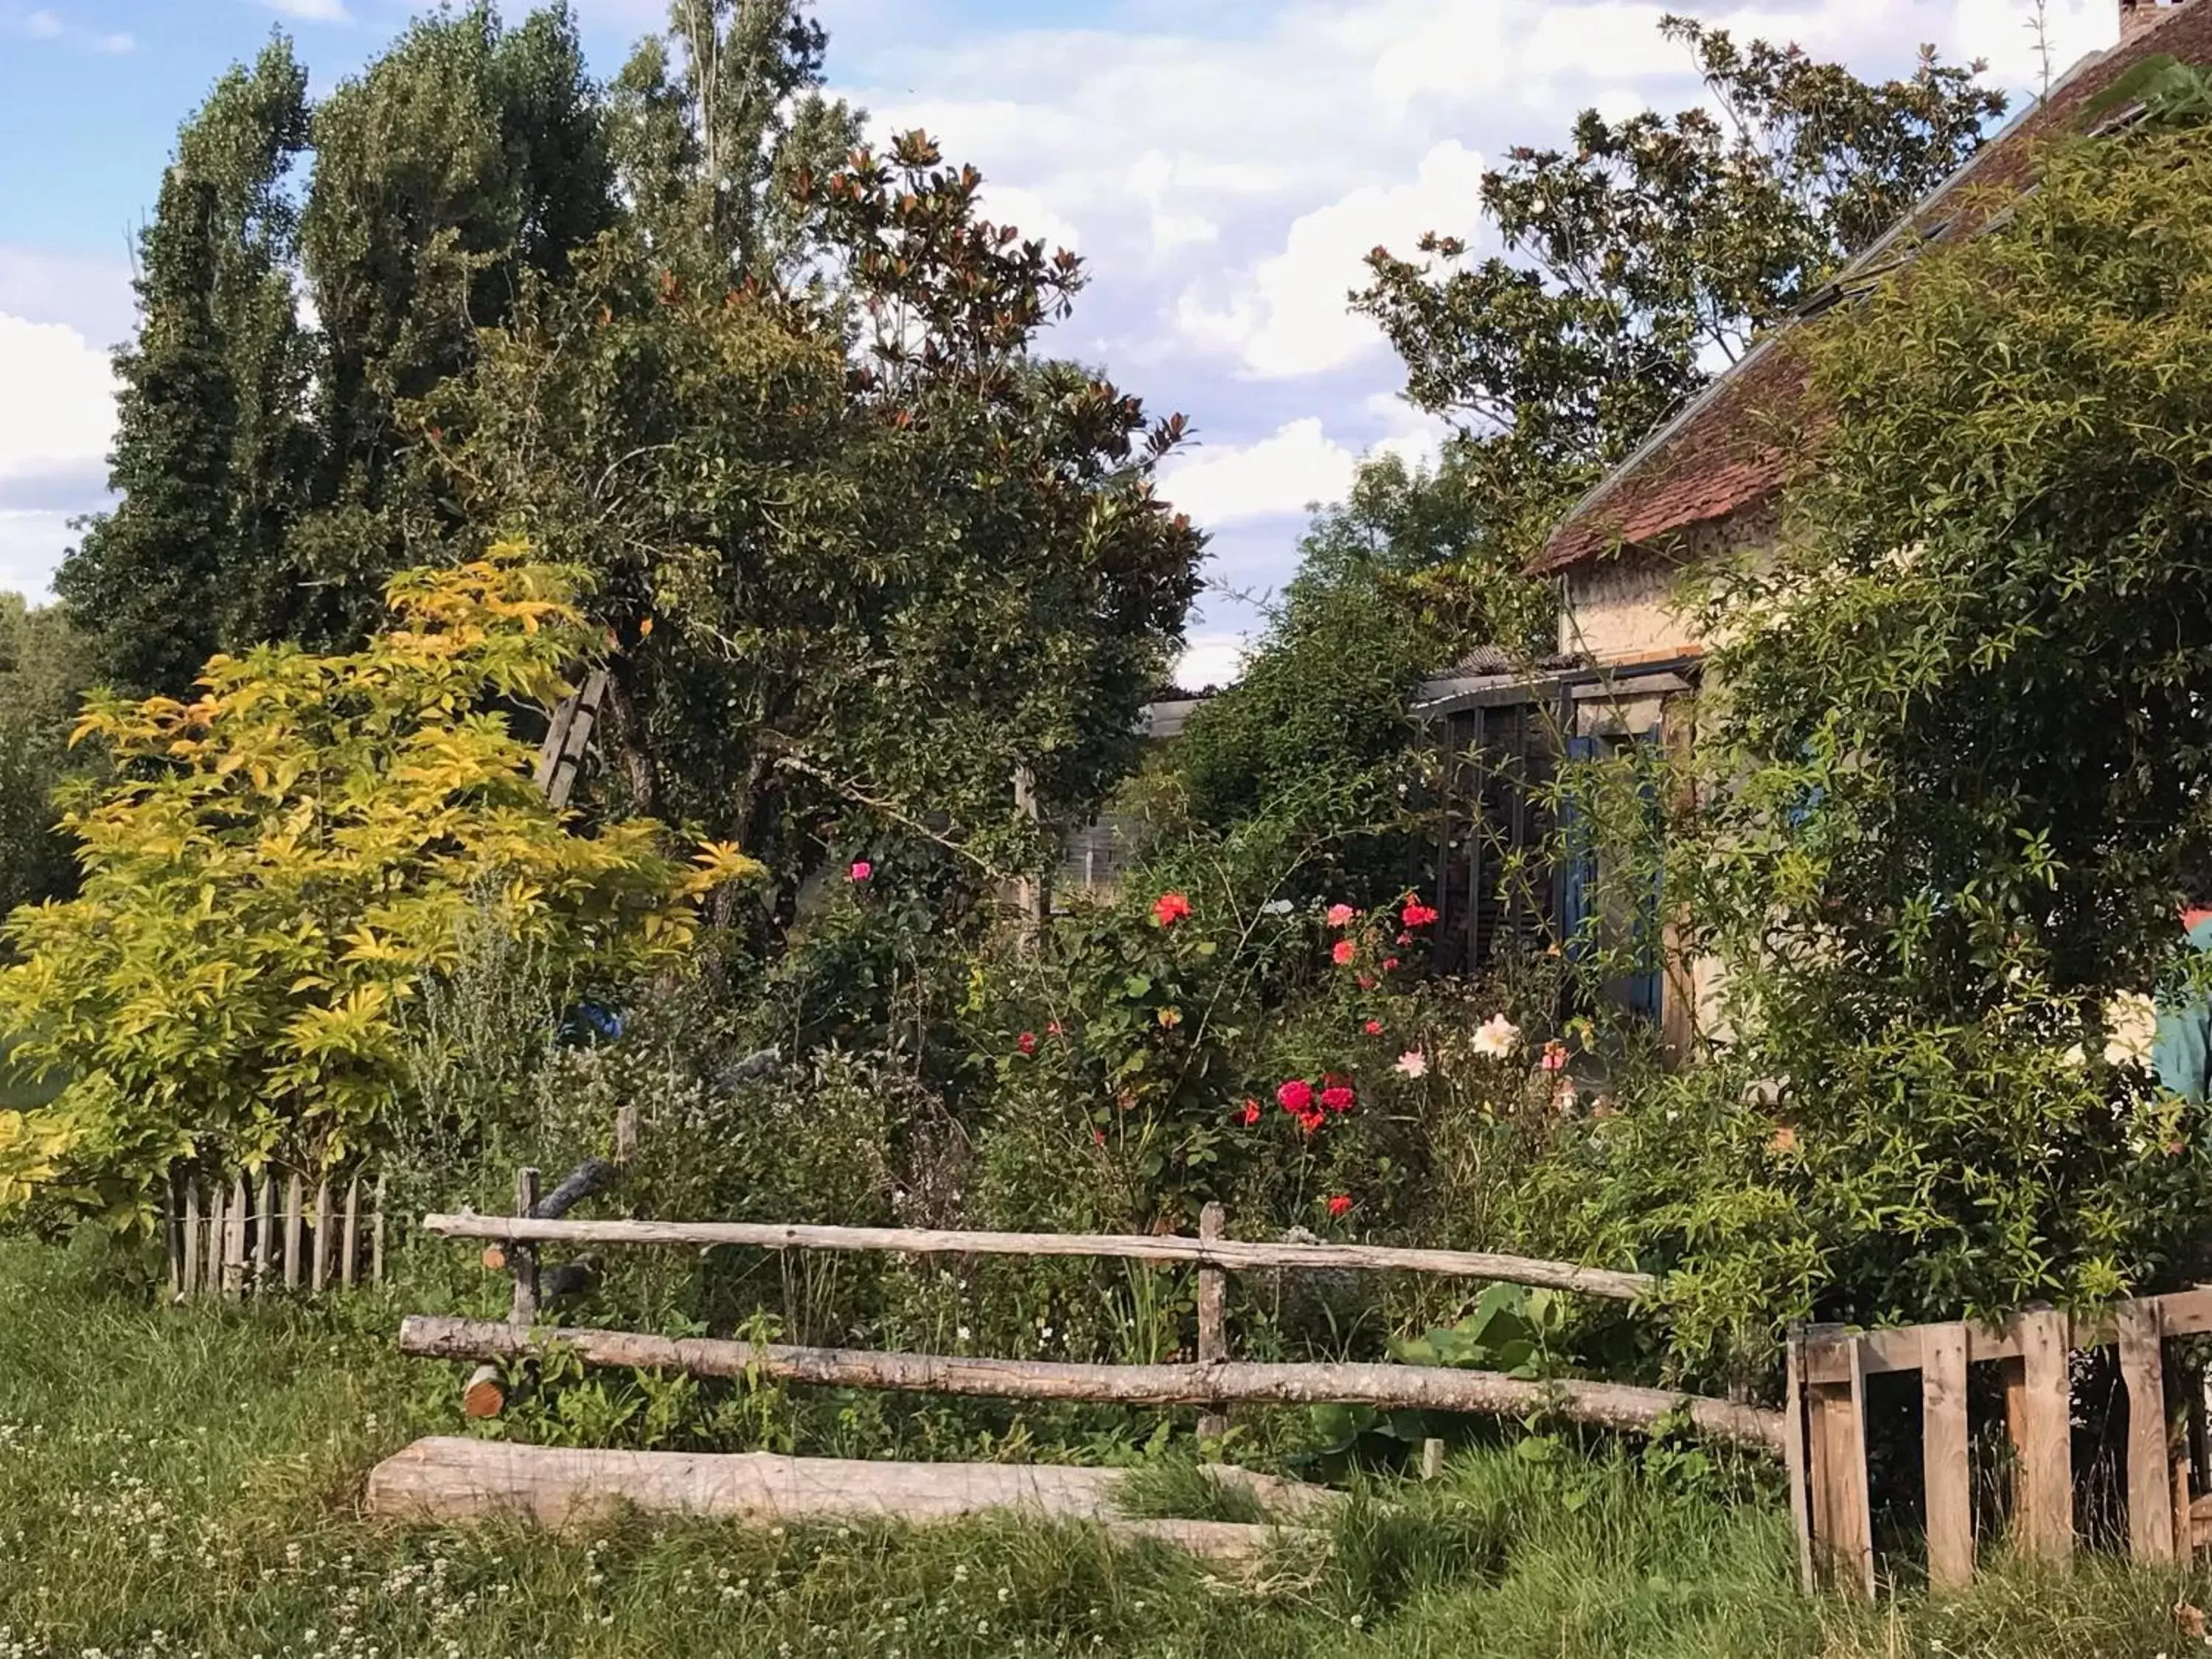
xmin=400 ymin=1175 xmax=1768 ymax=1458
xmin=166 ymin=1168 xmax=386 ymax=1301
xmin=417 ymin=1213 xmax=1655 ymax=1302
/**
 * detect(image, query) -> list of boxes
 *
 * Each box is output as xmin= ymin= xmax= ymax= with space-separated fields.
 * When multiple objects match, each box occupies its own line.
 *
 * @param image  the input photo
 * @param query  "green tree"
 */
xmin=1358 ymin=17 xmax=2005 ymax=554
xmin=0 ymin=546 xmax=757 ymax=1231
xmin=0 ymin=598 xmax=97 ymax=919
xmin=292 ymin=4 xmax=617 ymax=644
xmin=58 ymin=37 xmax=316 ymax=692
xmin=1556 ymin=124 xmax=2212 ymax=1363
xmin=420 ymin=134 xmax=1203 ymax=922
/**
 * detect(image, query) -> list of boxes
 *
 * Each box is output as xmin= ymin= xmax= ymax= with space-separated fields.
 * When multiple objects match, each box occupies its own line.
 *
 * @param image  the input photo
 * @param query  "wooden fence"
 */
xmin=1785 ymin=1289 xmax=2212 ymax=1596
xmin=164 ymin=1167 xmax=386 ymax=1300
xmin=397 ymin=1168 xmax=1784 ymax=1453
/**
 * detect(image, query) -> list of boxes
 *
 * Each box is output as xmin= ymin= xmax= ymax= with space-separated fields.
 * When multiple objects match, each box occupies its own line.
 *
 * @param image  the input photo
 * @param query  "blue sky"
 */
xmin=0 ymin=0 xmax=2119 ymax=685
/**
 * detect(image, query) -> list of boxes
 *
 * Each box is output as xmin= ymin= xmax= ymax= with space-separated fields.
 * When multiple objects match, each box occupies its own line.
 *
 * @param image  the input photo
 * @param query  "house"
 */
xmin=1051 ymin=695 xmax=1209 ymax=905
xmin=1419 ymin=0 xmax=2212 ymax=1051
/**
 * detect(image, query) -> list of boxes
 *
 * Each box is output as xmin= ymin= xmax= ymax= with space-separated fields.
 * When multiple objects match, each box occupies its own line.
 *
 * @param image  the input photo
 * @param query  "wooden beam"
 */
xmin=1195 ymin=1202 xmax=1227 ymax=1442
xmin=2118 ymin=1298 xmax=2177 ymax=1563
xmin=1784 ymin=1326 xmax=1815 ymax=1594
xmin=1921 ymin=1322 xmax=1973 ymax=1593
xmin=397 ymin=1316 xmax=1784 ymax=1453
xmin=418 ymin=1215 xmax=1655 ymax=1302
xmin=2015 ymin=1308 xmax=2073 ymax=1562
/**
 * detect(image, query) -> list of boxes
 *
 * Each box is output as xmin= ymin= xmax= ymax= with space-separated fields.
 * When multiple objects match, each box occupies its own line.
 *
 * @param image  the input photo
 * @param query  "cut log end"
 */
xmin=462 ymin=1364 xmax=507 ymax=1419
xmin=481 ymin=1245 xmax=508 ymax=1273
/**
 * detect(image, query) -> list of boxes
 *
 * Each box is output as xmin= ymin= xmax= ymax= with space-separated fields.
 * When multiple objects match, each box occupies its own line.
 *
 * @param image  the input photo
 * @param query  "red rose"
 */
xmin=1320 ymin=1084 xmax=1355 ymax=1114
xmin=1400 ymin=901 xmax=1439 ymax=928
xmin=1297 ymin=1109 xmax=1326 ymax=1135
xmin=1238 ymin=1099 xmax=1262 ymax=1127
xmin=1363 ymin=1019 xmax=1382 ymax=1036
xmin=1331 ymin=939 xmax=1357 ymax=967
xmin=1382 ymin=959 xmax=1399 ymax=973
xmin=1017 ymin=1032 xmax=1038 ymax=1055
xmin=1152 ymin=891 xmax=1193 ymax=928
xmin=1276 ymin=1079 xmax=1315 ymax=1114
xmin=1326 ymin=1194 xmax=1353 ymax=1218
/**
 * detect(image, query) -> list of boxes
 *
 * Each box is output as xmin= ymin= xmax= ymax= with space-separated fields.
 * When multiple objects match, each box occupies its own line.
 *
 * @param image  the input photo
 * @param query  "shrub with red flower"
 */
xmin=1363 ymin=1019 xmax=1382 ymax=1035
xmin=1017 ymin=1031 xmax=1037 ymax=1055
xmin=1151 ymin=891 xmax=1192 ymax=928
xmin=1325 ymin=903 xmax=1357 ymax=928
xmin=1326 ymin=1194 xmax=1354 ymax=1218
xmin=1276 ymin=1079 xmax=1315 ymax=1114
xmin=1400 ymin=900 xmax=1439 ymax=928
xmin=1320 ymin=1082 xmax=1356 ymax=1114
xmin=1296 ymin=1108 xmax=1326 ymax=1135
xmin=849 ymin=860 xmax=873 ymax=883
xmin=1237 ymin=1099 xmax=1262 ymax=1127
xmin=1331 ymin=939 xmax=1357 ymax=967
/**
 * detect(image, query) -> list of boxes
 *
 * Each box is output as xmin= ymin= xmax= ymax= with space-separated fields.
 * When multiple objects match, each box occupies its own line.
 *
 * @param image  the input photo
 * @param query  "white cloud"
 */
xmin=262 ymin=0 xmax=352 ymax=21
xmin=975 ymin=184 xmax=1079 ymax=255
xmin=1160 ymin=418 xmax=1357 ymax=529
xmin=94 ymin=30 xmax=130 ymax=52
xmin=0 ymin=313 xmax=116 ymax=512
xmin=1175 ymin=632 xmax=1248 ymax=692
xmin=1175 ymin=140 xmax=1489 ymax=380
xmin=23 ymin=10 xmax=60 ymax=39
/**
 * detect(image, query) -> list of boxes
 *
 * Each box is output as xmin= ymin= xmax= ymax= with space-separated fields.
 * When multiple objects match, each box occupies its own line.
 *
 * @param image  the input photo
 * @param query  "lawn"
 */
xmin=0 ymin=1234 xmax=2205 ymax=1658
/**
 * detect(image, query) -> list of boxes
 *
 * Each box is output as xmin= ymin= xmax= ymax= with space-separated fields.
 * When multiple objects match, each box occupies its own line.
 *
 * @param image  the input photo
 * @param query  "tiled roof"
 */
xmin=1530 ymin=1 xmax=2212 ymax=576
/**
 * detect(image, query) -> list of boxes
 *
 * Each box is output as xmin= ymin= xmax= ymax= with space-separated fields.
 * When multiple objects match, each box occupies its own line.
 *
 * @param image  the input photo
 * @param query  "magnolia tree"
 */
xmin=0 ymin=546 xmax=756 ymax=1231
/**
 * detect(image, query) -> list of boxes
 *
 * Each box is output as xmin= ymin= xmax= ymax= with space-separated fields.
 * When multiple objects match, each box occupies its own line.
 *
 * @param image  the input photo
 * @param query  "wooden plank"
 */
xmin=1420 ymin=1439 xmax=1446 ymax=1480
xmin=614 ymin=1105 xmax=638 ymax=1165
xmin=282 ymin=1172 xmax=302 ymax=1291
xmin=398 ymin=1315 xmax=1790 ymax=1453
xmin=203 ymin=1181 xmax=226 ymax=1301
xmin=2118 ymin=1298 xmax=2176 ymax=1562
xmin=1196 ymin=1202 xmax=1227 ymax=1441
xmin=254 ymin=1172 xmax=274 ymax=1295
xmin=163 ymin=1177 xmax=181 ymax=1303
xmin=1921 ymin=1322 xmax=1973 ymax=1592
xmin=341 ymin=1175 xmax=361 ymax=1290
xmin=420 ymin=1214 xmax=1657 ymax=1302
xmin=226 ymin=1173 xmax=249 ymax=1297
xmin=310 ymin=1178 xmax=331 ymax=1293
xmin=1784 ymin=1327 xmax=1815 ymax=1594
xmin=2016 ymin=1307 xmax=2073 ymax=1562
xmin=1841 ymin=1338 xmax=1877 ymax=1597
xmin=510 ymin=1167 xmax=540 ymax=1327
xmin=180 ymin=1182 xmax=200 ymax=1302
xmin=372 ymin=1172 xmax=387 ymax=1284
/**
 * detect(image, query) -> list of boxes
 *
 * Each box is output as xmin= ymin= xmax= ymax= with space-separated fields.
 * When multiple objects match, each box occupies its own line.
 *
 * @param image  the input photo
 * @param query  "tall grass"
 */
xmin=0 ymin=1237 xmax=2206 ymax=1657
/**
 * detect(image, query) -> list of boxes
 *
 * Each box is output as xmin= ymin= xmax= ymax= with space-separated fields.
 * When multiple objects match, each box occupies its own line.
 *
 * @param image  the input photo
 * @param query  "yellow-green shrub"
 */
xmin=0 ymin=543 xmax=757 ymax=1230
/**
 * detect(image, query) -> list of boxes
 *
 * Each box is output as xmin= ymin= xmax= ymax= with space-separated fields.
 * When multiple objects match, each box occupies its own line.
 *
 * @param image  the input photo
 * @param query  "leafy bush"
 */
xmin=0 ymin=546 xmax=757 ymax=1229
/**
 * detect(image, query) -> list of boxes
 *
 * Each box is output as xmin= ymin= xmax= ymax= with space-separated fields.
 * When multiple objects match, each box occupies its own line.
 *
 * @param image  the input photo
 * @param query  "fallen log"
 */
xmin=364 ymin=1437 xmax=1312 ymax=1563
xmin=399 ymin=1315 xmax=1781 ymax=1454
xmin=418 ymin=1215 xmax=1653 ymax=1303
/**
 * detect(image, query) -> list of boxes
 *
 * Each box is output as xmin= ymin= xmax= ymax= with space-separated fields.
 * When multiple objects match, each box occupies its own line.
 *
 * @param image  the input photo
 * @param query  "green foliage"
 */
xmin=1358 ymin=18 xmax=2003 ymax=554
xmin=59 ymin=35 xmax=316 ymax=692
xmin=0 ymin=548 xmax=756 ymax=1230
xmin=1545 ymin=125 xmax=2212 ymax=1369
xmin=424 ymin=133 xmax=1203 ymax=908
xmin=1172 ymin=453 xmax=1537 ymax=837
xmin=0 ymin=597 xmax=98 ymax=919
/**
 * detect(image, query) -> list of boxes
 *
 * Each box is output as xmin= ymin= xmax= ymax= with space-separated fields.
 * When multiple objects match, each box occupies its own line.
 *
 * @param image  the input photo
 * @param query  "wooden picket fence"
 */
xmin=1786 ymin=1287 xmax=2212 ymax=1596
xmin=164 ymin=1166 xmax=388 ymax=1300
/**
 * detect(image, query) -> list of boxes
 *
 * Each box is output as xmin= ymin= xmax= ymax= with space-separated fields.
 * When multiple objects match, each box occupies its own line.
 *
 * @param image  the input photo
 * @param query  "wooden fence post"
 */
xmin=283 ymin=1172 xmax=303 ymax=1291
xmin=1196 ymin=1202 xmax=1226 ymax=1442
xmin=341 ymin=1175 xmax=361 ymax=1290
xmin=511 ymin=1167 xmax=540 ymax=1327
xmin=181 ymin=1182 xmax=201 ymax=1301
xmin=372 ymin=1172 xmax=388 ymax=1285
xmin=254 ymin=1172 xmax=275 ymax=1295
xmin=2015 ymin=1307 xmax=2073 ymax=1563
xmin=1921 ymin=1322 xmax=1972 ymax=1592
xmin=615 ymin=1105 xmax=638 ymax=1166
xmin=164 ymin=1175 xmax=182 ymax=1303
xmin=310 ymin=1178 xmax=331 ymax=1293
xmin=1802 ymin=1326 xmax=1874 ymax=1598
xmin=2118 ymin=1298 xmax=2176 ymax=1562
xmin=1783 ymin=1326 xmax=1815 ymax=1594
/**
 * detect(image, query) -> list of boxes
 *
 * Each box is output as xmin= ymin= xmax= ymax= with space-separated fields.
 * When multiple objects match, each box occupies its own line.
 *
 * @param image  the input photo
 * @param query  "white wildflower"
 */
xmin=1470 ymin=1014 xmax=1520 ymax=1060
xmin=1394 ymin=1050 xmax=1427 ymax=1079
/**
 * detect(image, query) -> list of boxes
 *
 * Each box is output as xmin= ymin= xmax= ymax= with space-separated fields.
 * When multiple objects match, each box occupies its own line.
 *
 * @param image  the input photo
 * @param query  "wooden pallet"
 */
xmin=1787 ymin=1287 xmax=2212 ymax=1594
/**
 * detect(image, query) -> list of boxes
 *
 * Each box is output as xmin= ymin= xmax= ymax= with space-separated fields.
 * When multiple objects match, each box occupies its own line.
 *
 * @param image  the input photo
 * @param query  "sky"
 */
xmin=0 ymin=0 xmax=2124 ymax=688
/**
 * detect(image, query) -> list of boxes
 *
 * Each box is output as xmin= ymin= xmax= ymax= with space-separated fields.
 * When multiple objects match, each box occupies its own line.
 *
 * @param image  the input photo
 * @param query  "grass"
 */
xmin=1 ymin=1236 xmax=2210 ymax=1657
